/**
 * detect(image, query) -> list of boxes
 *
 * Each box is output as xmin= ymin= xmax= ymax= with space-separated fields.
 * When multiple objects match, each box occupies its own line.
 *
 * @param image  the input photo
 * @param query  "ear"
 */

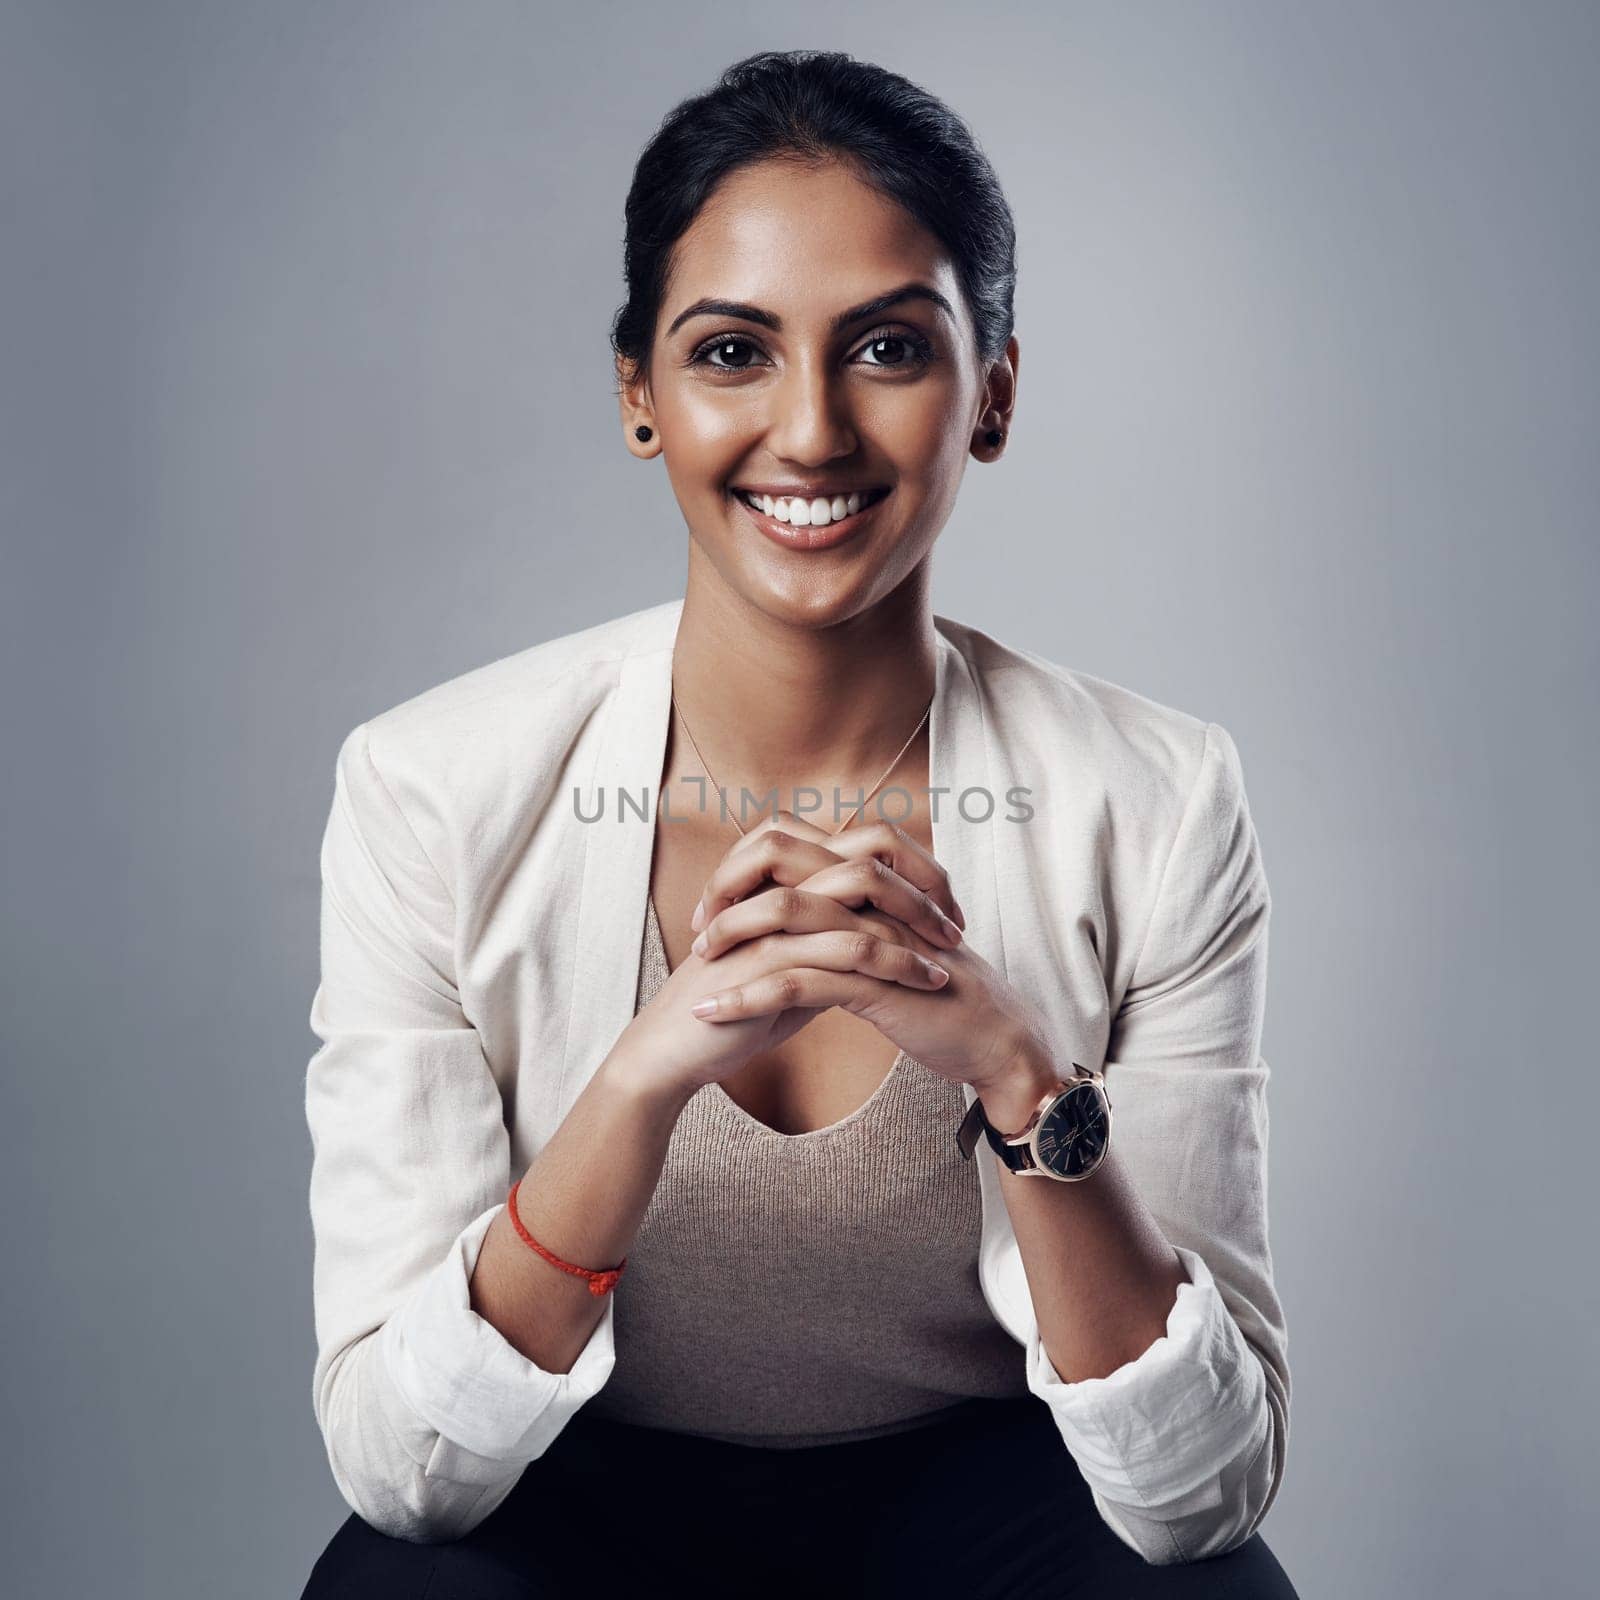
xmin=617 ymin=352 xmax=660 ymax=457
xmin=971 ymin=334 xmax=1020 ymax=461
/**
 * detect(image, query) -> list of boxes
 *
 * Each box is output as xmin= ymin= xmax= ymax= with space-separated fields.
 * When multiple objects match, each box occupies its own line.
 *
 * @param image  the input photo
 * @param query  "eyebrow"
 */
xmin=665 ymin=282 xmax=957 ymax=340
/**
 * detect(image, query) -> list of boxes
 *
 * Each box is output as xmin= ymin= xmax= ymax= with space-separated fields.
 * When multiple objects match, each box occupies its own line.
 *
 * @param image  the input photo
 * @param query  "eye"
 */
xmin=852 ymin=327 xmax=937 ymax=369
xmin=685 ymin=325 xmax=938 ymax=375
xmin=687 ymin=335 xmax=770 ymax=372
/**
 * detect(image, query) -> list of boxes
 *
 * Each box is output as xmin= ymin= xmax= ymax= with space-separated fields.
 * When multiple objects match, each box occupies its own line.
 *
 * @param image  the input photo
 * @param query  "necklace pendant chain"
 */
xmin=670 ymin=688 xmax=933 ymax=839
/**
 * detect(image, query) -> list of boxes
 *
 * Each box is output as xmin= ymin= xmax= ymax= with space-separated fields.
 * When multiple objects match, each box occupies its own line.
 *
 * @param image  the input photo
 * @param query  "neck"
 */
xmin=669 ymin=575 xmax=939 ymax=803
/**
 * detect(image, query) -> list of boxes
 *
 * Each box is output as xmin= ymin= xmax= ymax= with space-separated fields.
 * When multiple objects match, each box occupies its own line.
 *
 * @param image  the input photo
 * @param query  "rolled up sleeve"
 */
xmin=1026 ymin=720 xmax=1290 ymax=1565
xmin=306 ymin=722 xmax=615 ymax=1544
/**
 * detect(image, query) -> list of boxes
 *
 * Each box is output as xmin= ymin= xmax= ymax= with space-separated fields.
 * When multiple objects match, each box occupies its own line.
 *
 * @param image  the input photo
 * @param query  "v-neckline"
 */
xmin=644 ymin=892 xmax=909 ymax=1143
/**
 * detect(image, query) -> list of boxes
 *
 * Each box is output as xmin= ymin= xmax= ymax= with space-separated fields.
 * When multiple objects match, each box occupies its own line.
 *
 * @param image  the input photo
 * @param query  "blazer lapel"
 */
xmin=926 ymin=625 xmax=1033 ymax=1341
xmin=553 ymin=602 xmax=679 ymax=1124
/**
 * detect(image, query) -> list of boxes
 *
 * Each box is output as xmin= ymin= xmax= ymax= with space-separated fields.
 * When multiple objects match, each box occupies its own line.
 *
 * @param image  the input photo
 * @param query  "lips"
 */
xmin=729 ymin=485 xmax=890 ymax=551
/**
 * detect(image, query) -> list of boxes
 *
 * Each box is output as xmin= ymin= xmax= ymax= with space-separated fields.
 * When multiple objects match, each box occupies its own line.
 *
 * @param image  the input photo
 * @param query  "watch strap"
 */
xmin=954 ymin=1096 xmax=1040 ymax=1171
xmin=955 ymin=1097 xmax=990 ymax=1161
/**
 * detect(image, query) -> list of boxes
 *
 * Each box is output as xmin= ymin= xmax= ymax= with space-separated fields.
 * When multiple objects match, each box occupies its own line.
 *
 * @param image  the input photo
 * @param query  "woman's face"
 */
xmin=622 ymin=157 xmax=1018 ymax=628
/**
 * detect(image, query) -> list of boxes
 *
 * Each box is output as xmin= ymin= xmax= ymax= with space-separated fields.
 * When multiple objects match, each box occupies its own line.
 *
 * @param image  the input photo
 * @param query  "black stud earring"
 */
xmin=635 ymin=424 xmax=653 ymax=442
xmin=986 ymin=429 xmax=1002 ymax=448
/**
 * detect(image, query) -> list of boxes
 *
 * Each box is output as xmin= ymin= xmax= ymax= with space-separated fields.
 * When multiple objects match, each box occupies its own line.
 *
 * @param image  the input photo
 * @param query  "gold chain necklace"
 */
xmin=669 ymin=685 xmax=933 ymax=839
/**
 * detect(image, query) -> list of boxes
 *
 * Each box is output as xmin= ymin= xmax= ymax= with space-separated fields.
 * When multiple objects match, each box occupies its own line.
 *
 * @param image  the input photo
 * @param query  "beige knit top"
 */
xmin=581 ymin=893 xmax=1030 ymax=1448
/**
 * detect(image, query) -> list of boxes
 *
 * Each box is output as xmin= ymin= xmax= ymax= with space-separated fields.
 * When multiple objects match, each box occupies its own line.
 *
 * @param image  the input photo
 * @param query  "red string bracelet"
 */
xmin=506 ymin=1177 xmax=626 ymax=1297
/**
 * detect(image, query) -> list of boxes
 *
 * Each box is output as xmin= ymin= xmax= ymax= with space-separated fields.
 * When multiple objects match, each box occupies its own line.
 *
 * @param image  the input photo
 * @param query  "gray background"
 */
xmin=3 ymin=2 xmax=1594 ymax=1595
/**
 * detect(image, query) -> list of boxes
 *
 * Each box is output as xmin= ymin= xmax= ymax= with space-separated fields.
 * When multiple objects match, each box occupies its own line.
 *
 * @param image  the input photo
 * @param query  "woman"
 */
xmin=302 ymin=49 xmax=1298 ymax=1598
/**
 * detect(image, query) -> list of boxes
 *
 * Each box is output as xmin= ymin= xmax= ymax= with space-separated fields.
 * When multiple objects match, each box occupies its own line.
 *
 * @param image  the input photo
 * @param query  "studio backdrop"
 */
xmin=2 ymin=3 xmax=1594 ymax=1597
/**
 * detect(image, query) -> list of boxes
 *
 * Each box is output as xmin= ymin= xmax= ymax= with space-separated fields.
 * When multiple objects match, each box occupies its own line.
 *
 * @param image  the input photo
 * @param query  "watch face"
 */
xmin=1033 ymin=1081 xmax=1110 ymax=1178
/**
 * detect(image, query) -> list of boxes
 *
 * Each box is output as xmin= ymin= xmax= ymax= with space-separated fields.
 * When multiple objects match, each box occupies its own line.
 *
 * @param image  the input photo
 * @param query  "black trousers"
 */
xmin=302 ymin=1395 xmax=1299 ymax=1598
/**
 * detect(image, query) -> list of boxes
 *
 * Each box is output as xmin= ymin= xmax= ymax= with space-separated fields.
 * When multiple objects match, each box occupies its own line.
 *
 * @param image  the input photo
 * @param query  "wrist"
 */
xmin=594 ymin=1044 xmax=697 ymax=1122
xmin=972 ymin=1037 xmax=1066 ymax=1135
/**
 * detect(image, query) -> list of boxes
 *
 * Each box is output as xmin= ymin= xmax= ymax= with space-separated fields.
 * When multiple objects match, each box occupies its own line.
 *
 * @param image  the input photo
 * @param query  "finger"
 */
xmin=690 ymin=961 xmax=944 ymax=1022
xmin=808 ymin=857 xmax=963 ymax=950
xmin=723 ymin=809 xmax=833 ymax=855
xmin=745 ymin=927 xmax=953 ymax=990
xmin=741 ymin=808 xmax=834 ymax=842
xmin=691 ymin=828 xmax=850 ymax=934
xmin=692 ymin=812 xmax=967 ymax=938
xmin=705 ymin=857 xmax=960 ymax=954
xmin=695 ymin=874 xmax=959 ymax=960
xmin=796 ymin=818 xmax=966 ymax=929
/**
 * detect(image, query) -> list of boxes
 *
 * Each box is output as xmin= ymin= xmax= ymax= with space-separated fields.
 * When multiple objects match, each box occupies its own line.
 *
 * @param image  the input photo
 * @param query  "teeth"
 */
xmin=738 ymin=488 xmax=876 ymax=524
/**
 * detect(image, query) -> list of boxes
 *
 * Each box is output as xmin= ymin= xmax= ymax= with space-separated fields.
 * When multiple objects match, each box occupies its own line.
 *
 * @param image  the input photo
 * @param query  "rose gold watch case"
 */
xmin=1003 ymin=1066 xmax=1112 ymax=1182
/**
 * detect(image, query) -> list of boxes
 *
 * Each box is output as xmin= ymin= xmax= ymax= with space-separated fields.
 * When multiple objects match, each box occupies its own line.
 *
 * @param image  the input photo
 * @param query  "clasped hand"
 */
xmin=626 ymin=810 xmax=1052 ymax=1102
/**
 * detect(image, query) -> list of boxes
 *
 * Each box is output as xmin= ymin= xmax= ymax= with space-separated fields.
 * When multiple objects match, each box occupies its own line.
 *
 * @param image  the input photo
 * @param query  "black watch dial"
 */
xmin=1033 ymin=1080 xmax=1110 ymax=1178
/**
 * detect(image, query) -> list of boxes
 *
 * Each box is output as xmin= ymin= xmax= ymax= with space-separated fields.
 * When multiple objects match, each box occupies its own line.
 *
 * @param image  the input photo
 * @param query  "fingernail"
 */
xmin=927 ymin=964 xmax=950 ymax=986
xmin=939 ymin=913 xmax=962 ymax=945
xmin=690 ymin=899 xmax=706 ymax=932
xmin=951 ymin=902 xmax=967 ymax=930
xmin=690 ymin=997 xmax=719 ymax=1016
xmin=691 ymin=930 xmax=708 ymax=956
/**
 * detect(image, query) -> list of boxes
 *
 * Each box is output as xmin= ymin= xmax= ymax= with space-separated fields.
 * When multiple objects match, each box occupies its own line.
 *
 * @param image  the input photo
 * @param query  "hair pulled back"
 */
xmin=610 ymin=49 xmax=1017 ymax=391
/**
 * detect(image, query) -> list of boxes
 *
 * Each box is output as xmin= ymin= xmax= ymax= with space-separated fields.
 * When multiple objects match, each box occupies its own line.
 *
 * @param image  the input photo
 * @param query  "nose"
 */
xmin=762 ymin=355 xmax=859 ymax=467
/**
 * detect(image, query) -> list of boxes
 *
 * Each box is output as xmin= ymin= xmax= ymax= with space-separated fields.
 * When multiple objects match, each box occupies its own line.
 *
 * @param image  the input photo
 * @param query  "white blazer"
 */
xmin=306 ymin=596 xmax=1289 ymax=1564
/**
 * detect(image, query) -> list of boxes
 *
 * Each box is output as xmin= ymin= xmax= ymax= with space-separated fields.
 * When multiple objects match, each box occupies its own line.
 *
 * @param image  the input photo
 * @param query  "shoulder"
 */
xmin=941 ymin=617 xmax=1268 ymax=964
xmin=359 ymin=598 xmax=675 ymax=752
xmin=325 ymin=598 xmax=679 ymax=867
xmin=937 ymin=613 xmax=1248 ymax=825
xmin=343 ymin=596 xmax=675 ymax=764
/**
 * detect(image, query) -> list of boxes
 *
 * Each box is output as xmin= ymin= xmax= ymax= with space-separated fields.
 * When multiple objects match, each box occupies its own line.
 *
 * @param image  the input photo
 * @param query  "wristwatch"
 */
xmin=955 ymin=1063 xmax=1111 ymax=1182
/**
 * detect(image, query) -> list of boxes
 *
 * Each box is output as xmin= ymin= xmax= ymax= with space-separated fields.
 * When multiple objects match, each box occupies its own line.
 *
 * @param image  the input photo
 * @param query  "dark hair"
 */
xmin=609 ymin=50 xmax=1017 ymax=391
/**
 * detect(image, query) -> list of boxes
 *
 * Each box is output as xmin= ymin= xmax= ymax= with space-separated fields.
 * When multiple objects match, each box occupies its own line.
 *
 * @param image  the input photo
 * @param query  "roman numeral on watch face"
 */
xmin=1034 ymin=1082 xmax=1110 ymax=1177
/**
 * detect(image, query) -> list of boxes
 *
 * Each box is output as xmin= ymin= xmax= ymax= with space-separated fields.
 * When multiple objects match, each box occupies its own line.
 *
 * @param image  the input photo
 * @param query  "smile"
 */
xmin=728 ymin=486 xmax=891 ymax=551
